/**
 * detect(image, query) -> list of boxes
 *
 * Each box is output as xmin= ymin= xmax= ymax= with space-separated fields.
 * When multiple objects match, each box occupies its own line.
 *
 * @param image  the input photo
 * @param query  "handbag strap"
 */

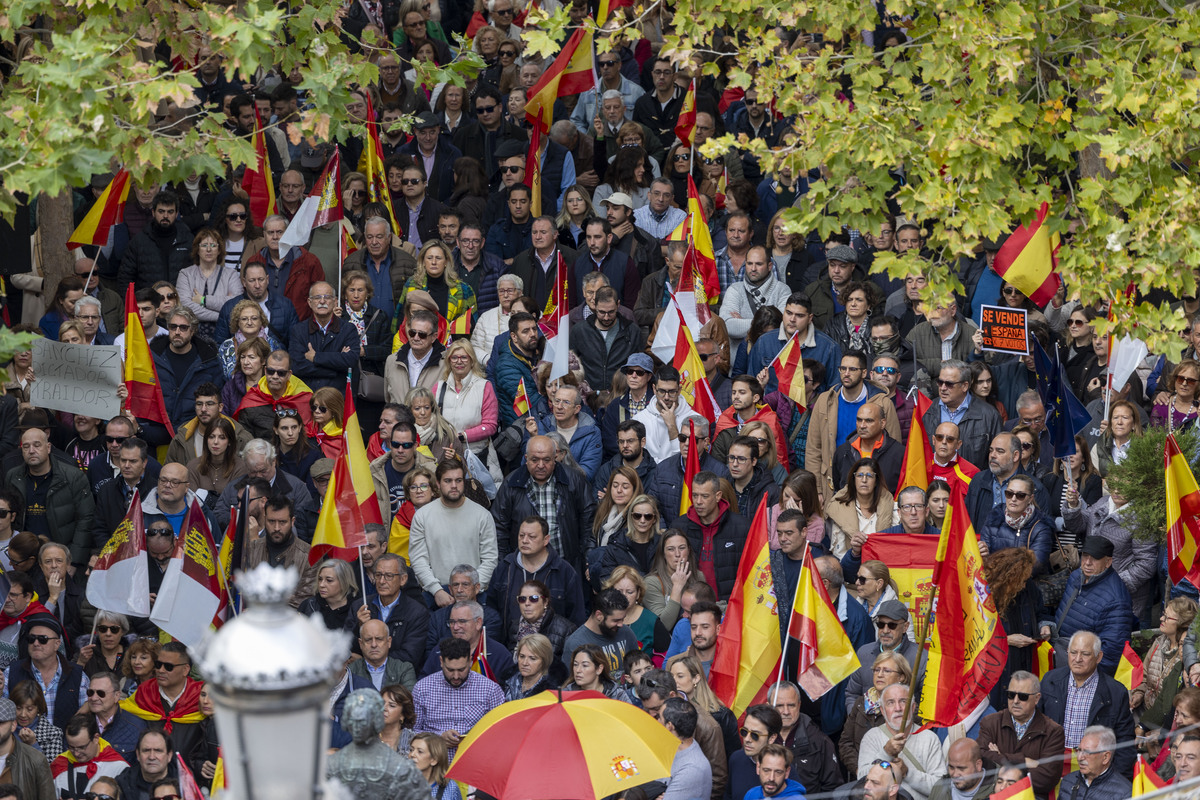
xmin=437 ymin=380 xmax=449 ymax=413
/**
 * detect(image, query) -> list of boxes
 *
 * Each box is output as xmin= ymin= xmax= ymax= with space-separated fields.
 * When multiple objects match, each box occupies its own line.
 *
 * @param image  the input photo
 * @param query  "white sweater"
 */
xmin=858 ymin=725 xmax=947 ymax=800
xmin=408 ymin=498 xmax=499 ymax=592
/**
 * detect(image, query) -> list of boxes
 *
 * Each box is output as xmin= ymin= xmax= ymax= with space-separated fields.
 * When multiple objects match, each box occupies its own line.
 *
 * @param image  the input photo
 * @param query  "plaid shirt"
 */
xmin=528 ymin=477 xmax=560 ymax=554
xmin=412 ymin=670 xmax=504 ymax=759
xmin=1063 ymin=670 xmax=1099 ymax=748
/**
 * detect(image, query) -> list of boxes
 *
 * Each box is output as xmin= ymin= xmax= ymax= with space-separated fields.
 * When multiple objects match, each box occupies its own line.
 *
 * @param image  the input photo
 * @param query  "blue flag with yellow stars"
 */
xmin=1031 ymin=339 xmax=1092 ymax=459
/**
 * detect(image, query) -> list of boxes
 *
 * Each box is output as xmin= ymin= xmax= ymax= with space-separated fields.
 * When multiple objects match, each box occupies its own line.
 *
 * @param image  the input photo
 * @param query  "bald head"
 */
xmin=527 ymin=435 xmax=556 ymax=482
xmin=358 ymin=618 xmax=392 ymax=665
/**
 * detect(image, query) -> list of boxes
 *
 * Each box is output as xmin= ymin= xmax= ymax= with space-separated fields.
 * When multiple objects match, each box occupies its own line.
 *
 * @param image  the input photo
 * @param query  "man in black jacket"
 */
xmin=649 ymin=420 xmax=729 ymax=522
xmin=669 ymin=471 xmax=749 ymax=600
xmin=573 ymin=287 xmax=645 ymax=392
xmin=488 ymin=515 xmax=588 ymax=637
xmin=832 ymin=402 xmax=904 ymax=494
xmin=398 ymin=113 xmax=461 ymax=202
xmin=394 ymin=163 xmax=447 ymax=250
xmin=288 ymin=282 xmax=360 ymax=392
xmin=453 ymin=85 xmax=528 ymax=188
xmin=117 ymin=190 xmax=193 ymax=291
xmin=348 ymin=553 xmax=430 ymax=668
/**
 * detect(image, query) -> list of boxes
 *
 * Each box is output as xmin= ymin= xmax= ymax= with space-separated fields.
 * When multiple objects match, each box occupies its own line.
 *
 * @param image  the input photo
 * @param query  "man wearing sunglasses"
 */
xmin=927 ymin=423 xmax=980 ymax=494
xmin=148 ymin=308 xmax=223 ymax=430
xmin=370 ymin=421 xmax=431 ymax=518
xmin=8 ymin=618 xmax=89 ymax=730
xmin=727 ymin=704 xmax=783 ymax=800
xmin=232 ymin=351 xmax=314 ymax=440
xmin=921 ymin=359 xmax=1002 ymax=473
xmin=844 ymin=600 xmax=923 ymax=716
xmin=52 ymin=714 xmax=130 ymax=797
xmin=452 ymin=85 xmax=529 ymax=190
xmin=384 ymin=308 xmax=443 ymax=404
xmin=84 ymin=671 xmax=146 ymax=764
xmin=763 ymin=681 xmax=841 ymax=793
xmin=117 ymin=190 xmax=193 ymax=292
xmin=977 ymin=671 xmax=1066 ymax=799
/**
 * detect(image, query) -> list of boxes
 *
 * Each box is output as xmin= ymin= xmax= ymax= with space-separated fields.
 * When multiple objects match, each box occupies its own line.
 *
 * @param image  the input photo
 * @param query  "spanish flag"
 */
xmin=679 ymin=420 xmax=700 ymax=516
xmin=68 ymin=169 xmax=130 ymax=249
xmin=668 ymin=177 xmax=719 ymax=307
xmin=234 ymin=373 xmax=313 ymax=427
xmin=709 ymin=493 xmax=782 ymax=717
xmin=122 ymin=284 xmax=175 ymax=436
xmin=280 ymin=149 xmax=345 ymax=253
xmin=917 ymin=484 xmax=1008 ymax=728
xmin=993 ymin=202 xmax=1061 ymax=307
xmin=512 ymin=377 xmax=531 ymax=418
xmin=674 ymin=80 xmax=697 ymax=149
xmin=1133 ymin=754 xmax=1167 ymax=796
xmin=449 ymin=308 xmax=473 ymax=336
xmin=242 ymin=106 xmax=276 ymax=227
xmin=771 ymin=331 xmax=807 ymax=409
xmin=309 ymin=380 xmax=380 ymax=564
xmin=524 ymin=27 xmax=596 ymax=134
xmin=595 ymin=0 xmax=633 ymax=22
xmin=1034 ymin=640 xmax=1055 ymax=678
xmin=389 ymin=501 xmax=415 ymax=561
xmin=359 ymin=93 xmax=400 ymax=234
xmin=789 ymin=544 xmax=861 ymax=699
xmin=989 ymin=775 xmax=1035 ymax=800
xmin=1166 ymin=432 xmax=1200 ymax=587
xmin=898 ymin=391 xmax=934 ymax=490
xmin=527 ymin=127 xmax=543 ymax=217
xmin=1116 ymin=641 xmax=1144 ymax=691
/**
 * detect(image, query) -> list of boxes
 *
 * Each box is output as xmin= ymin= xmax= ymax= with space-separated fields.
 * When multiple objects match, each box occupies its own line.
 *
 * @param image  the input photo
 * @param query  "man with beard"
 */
xmin=242 ymin=496 xmax=318 ymax=607
xmin=148 ymin=309 xmax=223 ymax=430
xmin=214 ymin=264 xmax=301 ymax=348
xmin=412 ymin=637 xmax=503 ymax=759
xmin=408 ymin=461 xmax=498 ymax=607
xmin=928 ymin=739 xmax=992 ymax=800
xmin=858 ymin=683 xmax=947 ymax=800
xmin=964 ymin=432 xmax=1050 ymax=529
xmin=117 ymin=191 xmax=194 ymax=290
xmin=571 ymin=217 xmax=641 ymax=309
xmin=747 ymin=744 xmax=805 ymax=799
xmin=907 ymin=300 xmax=979 ymax=380
xmin=561 ymin=587 xmax=640 ymax=677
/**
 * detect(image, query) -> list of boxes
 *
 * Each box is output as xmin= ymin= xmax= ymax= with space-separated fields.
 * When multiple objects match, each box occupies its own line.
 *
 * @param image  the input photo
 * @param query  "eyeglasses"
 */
xmin=156 ymin=794 xmax=182 ymax=800
xmin=264 ymin=367 xmax=289 ymax=377
xmin=499 ymin=50 xmax=517 ymax=57
xmin=1004 ymin=490 xmax=1030 ymax=500
xmin=349 ymin=190 xmax=366 ymax=198
xmin=310 ymin=294 xmax=334 ymax=302
xmin=677 ymin=435 xmax=708 ymax=443
xmin=1002 ymin=286 xmax=1023 ymax=296
xmin=408 ymin=329 xmax=431 ymax=339
xmin=1067 ymin=319 xmax=1087 ymax=327
xmin=739 ymin=727 xmax=765 ymax=742
xmin=96 ymin=625 xmax=122 ymax=634
xmin=872 ymin=366 xmax=898 ymax=376
xmin=899 ymin=503 xmax=924 ymax=512
xmin=27 ymin=634 xmax=58 ymax=644
xmin=875 ymin=620 xmax=901 ymax=630
xmin=475 ymin=104 xmax=499 ymax=114
xmin=0 ymin=510 xmax=11 ymax=520
xmin=155 ymin=660 xmax=185 ymax=671
xmin=86 ymin=688 xmax=109 ymax=698
xmin=854 ymin=472 xmax=875 ymax=480
xmin=936 ymin=378 xmax=965 ymax=388
xmin=854 ymin=575 xmax=873 ymax=584
xmin=702 ymin=156 xmax=724 ymax=165
xmin=728 ymin=455 xmax=751 ymax=464
xmin=1179 ymin=376 xmax=1199 ymax=386
xmin=932 ymin=434 xmax=957 ymax=443
xmin=375 ymin=572 xmax=401 ymax=581
xmin=1006 ymin=690 xmax=1033 ymax=701
xmin=390 ymin=440 xmax=416 ymax=449
xmin=409 ymin=483 xmax=431 ymax=492
xmin=631 ymin=512 xmax=656 ymax=521
xmin=147 ymin=528 xmax=175 ymax=537
xmin=598 ymin=60 xmax=618 ymax=67
xmin=517 ymin=594 xmax=542 ymax=603
xmin=873 ymin=667 xmax=899 ymax=675
xmin=226 ymin=212 xmax=248 ymax=220
xmin=400 ymin=178 xmax=423 ymax=186
xmin=86 ymin=793 xmax=116 ymax=800
xmin=107 ymin=435 xmax=130 ymax=446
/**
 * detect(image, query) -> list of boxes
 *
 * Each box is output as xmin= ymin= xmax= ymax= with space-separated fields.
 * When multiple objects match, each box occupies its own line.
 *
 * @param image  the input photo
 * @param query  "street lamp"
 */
xmin=194 ymin=564 xmax=351 ymax=800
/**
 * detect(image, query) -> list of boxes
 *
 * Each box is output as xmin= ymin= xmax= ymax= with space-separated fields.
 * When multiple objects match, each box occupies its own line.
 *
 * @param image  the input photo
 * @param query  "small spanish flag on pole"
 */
xmin=993 ymin=202 xmax=1061 ymax=307
xmin=898 ymin=391 xmax=934 ymax=491
xmin=771 ymin=331 xmax=808 ymax=409
xmin=512 ymin=378 xmax=531 ymax=419
xmin=1132 ymin=754 xmax=1167 ymax=796
xmin=449 ymin=309 xmax=472 ymax=336
xmin=679 ymin=420 xmax=700 ymax=516
xmin=69 ymin=169 xmax=131 ymax=249
xmin=527 ymin=127 xmax=543 ymax=218
xmin=1115 ymin=641 xmax=1143 ymax=691
xmin=674 ymin=80 xmax=697 ymax=150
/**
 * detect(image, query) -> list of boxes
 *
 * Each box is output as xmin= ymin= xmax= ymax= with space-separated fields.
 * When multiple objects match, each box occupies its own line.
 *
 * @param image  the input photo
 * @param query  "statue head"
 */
xmin=343 ymin=689 xmax=386 ymax=745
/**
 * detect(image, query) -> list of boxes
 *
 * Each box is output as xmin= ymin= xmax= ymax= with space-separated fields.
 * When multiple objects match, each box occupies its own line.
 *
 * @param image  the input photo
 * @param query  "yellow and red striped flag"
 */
xmin=596 ymin=0 xmax=633 ymax=22
xmin=449 ymin=309 xmax=472 ymax=336
xmin=242 ymin=106 xmax=276 ymax=227
xmin=771 ymin=331 xmax=808 ymax=409
xmin=917 ymin=484 xmax=1008 ymax=728
xmin=309 ymin=380 xmax=381 ymax=564
xmin=993 ymin=201 xmax=1061 ymax=306
xmin=898 ymin=391 xmax=934 ymax=491
xmin=524 ymin=27 xmax=596 ymax=134
xmin=710 ymin=493 xmax=782 ymax=717
xmin=668 ymin=176 xmax=719 ymax=306
xmin=1133 ymin=754 xmax=1167 ymax=796
xmin=989 ymin=775 xmax=1035 ymax=800
xmin=1166 ymin=432 xmax=1200 ymax=586
xmin=679 ymin=420 xmax=700 ymax=516
xmin=527 ymin=127 xmax=543 ymax=218
xmin=1034 ymin=640 xmax=1055 ymax=679
xmin=122 ymin=284 xmax=174 ymax=436
xmin=674 ymin=80 xmax=697 ymax=149
xmin=512 ymin=378 xmax=531 ymax=418
xmin=789 ymin=545 xmax=860 ymax=699
xmin=68 ymin=169 xmax=130 ymax=249
xmin=1116 ymin=641 xmax=1144 ymax=691
xmin=359 ymin=93 xmax=400 ymax=234
xmin=211 ymin=749 xmax=226 ymax=797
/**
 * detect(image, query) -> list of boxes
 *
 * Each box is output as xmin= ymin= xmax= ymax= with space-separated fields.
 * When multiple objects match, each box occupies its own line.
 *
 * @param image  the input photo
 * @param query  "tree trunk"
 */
xmin=38 ymin=189 xmax=77 ymax=292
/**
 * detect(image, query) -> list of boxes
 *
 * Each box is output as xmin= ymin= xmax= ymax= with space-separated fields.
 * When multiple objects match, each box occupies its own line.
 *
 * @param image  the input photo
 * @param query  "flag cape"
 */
xmin=989 ymin=775 xmax=1035 ymax=800
xmin=709 ymin=494 xmax=782 ymax=716
xmin=149 ymin=499 xmax=228 ymax=646
xmin=120 ymin=678 xmax=205 ymax=731
xmin=917 ymin=486 xmax=1008 ymax=728
xmin=309 ymin=381 xmax=376 ymax=564
xmin=233 ymin=374 xmax=314 ymax=427
xmin=393 ymin=311 xmax=451 ymax=349
xmin=242 ymin=106 xmax=276 ymax=226
xmin=389 ymin=501 xmax=415 ymax=562
xmin=280 ymin=149 xmax=344 ymax=253
xmin=85 ymin=488 xmax=150 ymax=617
xmin=790 ymin=545 xmax=860 ymax=699
xmin=771 ymin=331 xmax=808 ymax=409
xmin=993 ymin=202 xmax=1061 ymax=306
xmin=50 ymin=739 xmax=127 ymax=781
xmin=679 ymin=421 xmax=700 ymax=516
xmin=1133 ymin=755 xmax=1167 ymax=796
xmin=359 ymin=93 xmax=400 ymax=234
xmin=898 ymin=391 xmax=935 ymax=490
xmin=1166 ymin=432 xmax=1200 ymax=586
xmin=1115 ymin=641 xmax=1144 ymax=691
xmin=1034 ymin=640 xmax=1055 ymax=678
xmin=524 ymin=27 xmax=596 ymax=134
xmin=122 ymin=284 xmax=175 ymax=436
xmin=68 ymin=169 xmax=130 ymax=249
xmin=527 ymin=127 xmax=543 ymax=218
xmin=674 ymin=80 xmax=697 ymax=149
xmin=861 ymin=534 xmax=940 ymax=622
xmin=512 ymin=377 xmax=531 ymax=418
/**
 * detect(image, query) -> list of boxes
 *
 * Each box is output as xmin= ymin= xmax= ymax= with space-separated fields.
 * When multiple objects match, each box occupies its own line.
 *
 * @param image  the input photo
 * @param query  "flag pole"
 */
xmin=773 ymin=540 xmax=810 ymax=691
xmin=337 ymin=223 xmax=344 ymax=305
xmin=357 ymin=544 xmax=369 ymax=598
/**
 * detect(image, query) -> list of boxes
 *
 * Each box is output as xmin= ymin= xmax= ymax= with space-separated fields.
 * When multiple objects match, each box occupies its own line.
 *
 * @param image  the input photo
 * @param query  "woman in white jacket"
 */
xmin=471 ymin=273 xmax=523 ymax=365
xmin=432 ymin=340 xmax=498 ymax=458
xmin=176 ymin=228 xmax=242 ymax=340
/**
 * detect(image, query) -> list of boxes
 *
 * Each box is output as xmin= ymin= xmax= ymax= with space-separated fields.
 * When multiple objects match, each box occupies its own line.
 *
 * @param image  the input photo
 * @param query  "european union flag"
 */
xmin=1031 ymin=339 xmax=1092 ymax=458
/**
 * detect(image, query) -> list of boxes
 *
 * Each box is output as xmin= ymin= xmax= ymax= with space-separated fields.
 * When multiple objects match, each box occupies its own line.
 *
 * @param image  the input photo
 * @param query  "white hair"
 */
xmin=241 ymin=438 xmax=277 ymax=463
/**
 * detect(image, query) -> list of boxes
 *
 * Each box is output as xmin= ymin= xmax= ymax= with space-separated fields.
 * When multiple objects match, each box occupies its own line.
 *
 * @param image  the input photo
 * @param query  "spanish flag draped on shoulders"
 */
xmin=52 ymin=738 xmax=128 ymax=795
xmin=309 ymin=419 xmax=345 ymax=459
xmin=234 ymin=374 xmax=314 ymax=427
xmin=120 ymin=677 xmax=206 ymax=733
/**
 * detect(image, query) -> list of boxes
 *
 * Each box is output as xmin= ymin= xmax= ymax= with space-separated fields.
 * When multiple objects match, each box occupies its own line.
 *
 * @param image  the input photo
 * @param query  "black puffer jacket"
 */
xmin=669 ymin=500 xmax=750 ymax=600
xmin=117 ymin=220 xmax=193 ymax=290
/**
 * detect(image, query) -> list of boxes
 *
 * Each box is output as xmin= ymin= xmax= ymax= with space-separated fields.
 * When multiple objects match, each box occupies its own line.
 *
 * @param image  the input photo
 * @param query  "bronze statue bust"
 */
xmin=327 ymin=690 xmax=429 ymax=800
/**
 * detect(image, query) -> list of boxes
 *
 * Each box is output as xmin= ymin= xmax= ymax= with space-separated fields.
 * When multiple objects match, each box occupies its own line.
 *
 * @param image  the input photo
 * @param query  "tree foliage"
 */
xmin=1107 ymin=424 xmax=1199 ymax=543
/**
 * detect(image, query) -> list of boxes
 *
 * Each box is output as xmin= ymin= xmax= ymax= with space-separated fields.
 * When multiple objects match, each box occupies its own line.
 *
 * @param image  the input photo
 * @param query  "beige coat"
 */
xmin=805 ymin=385 xmax=901 ymax=491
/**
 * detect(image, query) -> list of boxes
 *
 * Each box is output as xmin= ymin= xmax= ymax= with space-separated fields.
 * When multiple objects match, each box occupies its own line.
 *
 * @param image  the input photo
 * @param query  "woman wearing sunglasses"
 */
xmin=386 ymin=466 xmax=438 ymax=563
xmin=75 ymin=611 xmax=129 ymax=676
xmin=977 ymin=474 xmax=1055 ymax=577
xmin=214 ymin=199 xmax=264 ymax=271
xmin=841 ymin=651 xmax=911 ymax=770
xmin=1152 ymin=359 xmax=1200 ymax=432
xmin=308 ymin=387 xmax=346 ymax=459
xmin=596 ymin=494 xmax=661 ymax=588
xmin=504 ymin=580 xmax=572 ymax=673
xmin=1010 ymin=423 xmax=1047 ymax=483
xmin=854 ymin=560 xmax=899 ymax=620
xmin=274 ymin=408 xmax=321 ymax=487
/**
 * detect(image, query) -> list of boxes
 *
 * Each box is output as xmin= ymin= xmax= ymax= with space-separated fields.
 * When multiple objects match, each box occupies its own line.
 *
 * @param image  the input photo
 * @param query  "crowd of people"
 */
xmin=1 ymin=1 xmax=1199 ymax=799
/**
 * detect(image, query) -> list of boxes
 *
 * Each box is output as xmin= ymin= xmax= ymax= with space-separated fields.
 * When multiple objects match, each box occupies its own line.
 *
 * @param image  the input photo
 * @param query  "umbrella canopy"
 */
xmin=446 ymin=689 xmax=679 ymax=800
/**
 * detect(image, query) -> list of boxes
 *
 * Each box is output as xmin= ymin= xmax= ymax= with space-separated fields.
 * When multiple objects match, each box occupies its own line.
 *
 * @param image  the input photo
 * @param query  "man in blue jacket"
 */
xmin=744 ymin=744 xmax=807 ymax=799
xmin=747 ymin=294 xmax=841 ymax=395
xmin=1039 ymin=536 xmax=1135 ymax=673
xmin=150 ymin=308 xmax=223 ymax=429
xmin=494 ymin=312 xmax=543 ymax=427
xmin=288 ymin=282 xmax=359 ymax=392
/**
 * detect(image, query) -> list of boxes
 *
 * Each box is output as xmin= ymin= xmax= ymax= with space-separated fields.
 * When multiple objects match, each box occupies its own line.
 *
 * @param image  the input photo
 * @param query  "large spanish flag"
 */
xmin=710 ymin=493 xmax=782 ymax=717
xmin=917 ymin=486 xmax=1008 ymax=728
xmin=359 ymin=93 xmax=400 ymax=235
xmin=68 ymin=169 xmax=130 ymax=249
xmin=862 ymin=533 xmax=939 ymax=622
xmin=1166 ymin=433 xmax=1200 ymax=587
xmin=771 ymin=331 xmax=807 ymax=409
xmin=993 ymin=202 xmax=1061 ymax=307
xmin=525 ymin=27 xmax=596 ymax=134
xmin=679 ymin=420 xmax=700 ymax=516
xmin=674 ymin=80 xmax=697 ymax=149
xmin=595 ymin=0 xmax=633 ymax=22
xmin=1116 ymin=641 xmax=1144 ymax=691
xmin=242 ymin=106 xmax=276 ymax=227
xmin=898 ymin=391 xmax=934 ymax=490
xmin=309 ymin=380 xmax=378 ymax=564
xmin=122 ymin=284 xmax=174 ymax=436
xmin=789 ymin=545 xmax=860 ymax=699
xmin=1133 ymin=754 xmax=1167 ymax=796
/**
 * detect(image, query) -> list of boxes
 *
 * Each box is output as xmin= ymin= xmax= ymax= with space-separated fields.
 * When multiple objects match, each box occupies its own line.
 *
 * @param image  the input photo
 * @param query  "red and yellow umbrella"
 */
xmin=446 ymin=690 xmax=679 ymax=800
